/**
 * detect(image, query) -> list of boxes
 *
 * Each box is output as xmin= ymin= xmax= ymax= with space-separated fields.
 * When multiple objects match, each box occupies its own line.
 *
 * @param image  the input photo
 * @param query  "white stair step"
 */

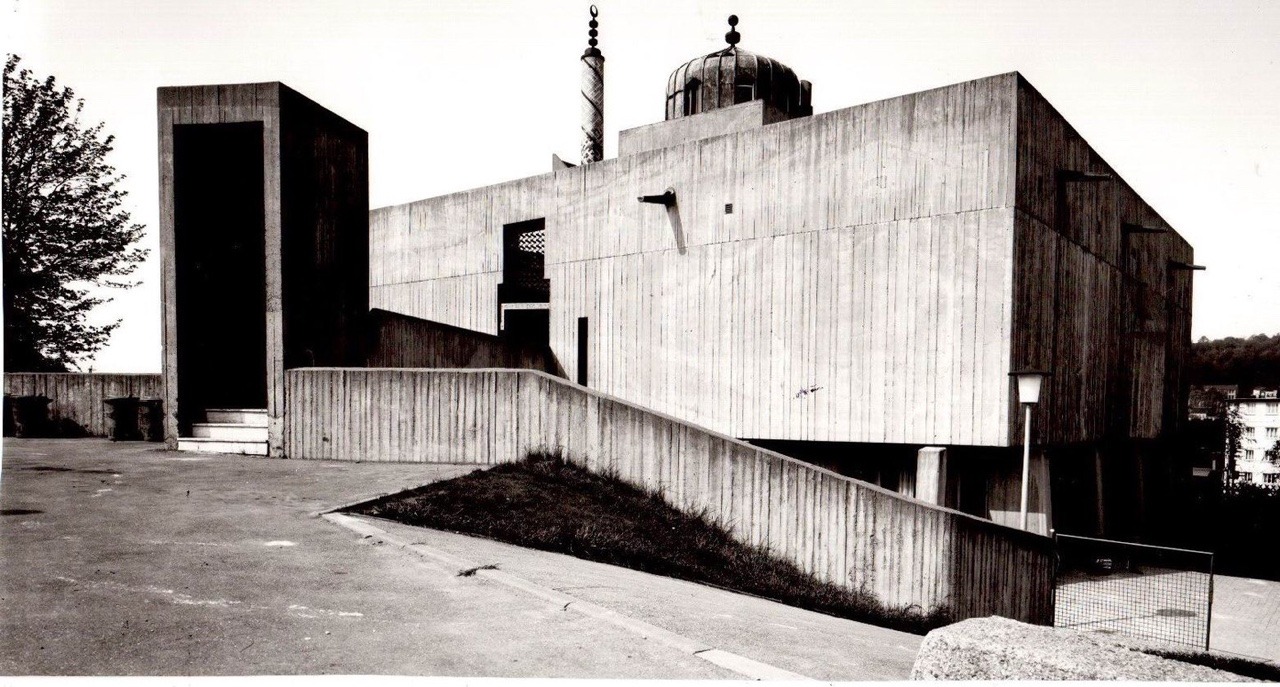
xmin=205 ymin=409 xmax=268 ymax=426
xmin=177 ymin=437 xmax=268 ymax=456
xmin=192 ymin=423 xmax=268 ymax=441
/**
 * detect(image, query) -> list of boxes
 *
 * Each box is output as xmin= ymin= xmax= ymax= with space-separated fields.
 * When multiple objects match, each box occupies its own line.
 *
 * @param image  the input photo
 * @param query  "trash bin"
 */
xmin=137 ymin=398 xmax=164 ymax=442
xmin=10 ymin=395 xmax=53 ymax=438
xmin=104 ymin=396 xmax=142 ymax=441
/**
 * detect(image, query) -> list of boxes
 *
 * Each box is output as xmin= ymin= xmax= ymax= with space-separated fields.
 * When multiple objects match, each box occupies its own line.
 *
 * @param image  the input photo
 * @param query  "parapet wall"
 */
xmin=283 ymin=366 xmax=1054 ymax=624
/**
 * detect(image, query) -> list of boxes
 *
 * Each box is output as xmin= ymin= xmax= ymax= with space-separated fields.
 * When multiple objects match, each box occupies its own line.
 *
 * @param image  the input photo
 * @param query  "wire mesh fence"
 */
xmin=1053 ymin=533 xmax=1214 ymax=650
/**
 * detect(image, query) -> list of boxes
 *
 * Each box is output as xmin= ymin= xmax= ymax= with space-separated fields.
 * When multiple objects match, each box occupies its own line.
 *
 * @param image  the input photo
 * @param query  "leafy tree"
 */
xmin=3 ymin=55 xmax=146 ymax=371
xmin=1191 ymin=332 xmax=1280 ymax=392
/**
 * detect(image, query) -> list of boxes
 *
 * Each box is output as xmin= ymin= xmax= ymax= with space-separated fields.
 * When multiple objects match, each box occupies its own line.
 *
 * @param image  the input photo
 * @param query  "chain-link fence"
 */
xmin=1054 ymin=533 xmax=1214 ymax=650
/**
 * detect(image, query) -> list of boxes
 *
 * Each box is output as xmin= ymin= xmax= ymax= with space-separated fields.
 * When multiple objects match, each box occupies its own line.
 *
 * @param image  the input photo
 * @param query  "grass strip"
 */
xmin=344 ymin=452 xmax=950 ymax=634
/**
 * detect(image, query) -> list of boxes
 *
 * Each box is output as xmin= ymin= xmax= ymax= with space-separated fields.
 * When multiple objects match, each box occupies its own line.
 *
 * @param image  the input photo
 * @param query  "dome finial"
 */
xmin=585 ymin=5 xmax=600 ymax=54
xmin=725 ymin=14 xmax=740 ymax=46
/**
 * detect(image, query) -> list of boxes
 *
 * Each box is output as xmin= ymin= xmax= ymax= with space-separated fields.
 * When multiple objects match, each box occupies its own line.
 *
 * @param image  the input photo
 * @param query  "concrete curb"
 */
xmin=322 ymin=512 xmax=813 ymax=681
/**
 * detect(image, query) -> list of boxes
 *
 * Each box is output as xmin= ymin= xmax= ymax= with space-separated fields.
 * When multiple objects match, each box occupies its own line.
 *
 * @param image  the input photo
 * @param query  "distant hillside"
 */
xmin=1191 ymin=333 xmax=1280 ymax=391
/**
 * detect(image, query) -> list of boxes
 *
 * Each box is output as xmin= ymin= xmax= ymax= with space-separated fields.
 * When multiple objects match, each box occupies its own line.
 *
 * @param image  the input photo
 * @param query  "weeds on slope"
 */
xmin=344 ymin=451 xmax=949 ymax=635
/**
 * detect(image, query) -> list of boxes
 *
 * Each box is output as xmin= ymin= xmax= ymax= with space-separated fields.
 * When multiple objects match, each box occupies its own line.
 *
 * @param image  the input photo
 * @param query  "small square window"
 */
xmin=724 ymin=203 xmax=734 ymax=214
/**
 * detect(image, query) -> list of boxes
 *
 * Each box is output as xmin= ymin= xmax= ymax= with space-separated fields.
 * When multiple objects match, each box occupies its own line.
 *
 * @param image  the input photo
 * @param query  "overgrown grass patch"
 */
xmin=344 ymin=451 xmax=950 ymax=634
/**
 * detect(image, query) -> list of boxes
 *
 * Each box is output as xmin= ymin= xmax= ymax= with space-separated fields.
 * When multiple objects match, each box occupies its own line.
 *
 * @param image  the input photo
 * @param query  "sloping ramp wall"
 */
xmin=284 ymin=367 xmax=1053 ymax=624
xmin=365 ymin=308 xmax=558 ymax=374
xmin=4 ymin=373 xmax=162 ymax=437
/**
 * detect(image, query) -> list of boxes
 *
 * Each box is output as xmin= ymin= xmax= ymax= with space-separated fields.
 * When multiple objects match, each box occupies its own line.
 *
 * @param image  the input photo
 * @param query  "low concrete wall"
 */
xmin=4 ymin=373 xmax=162 ymax=437
xmin=366 ymin=308 xmax=558 ymax=374
xmin=284 ymin=367 xmax=1054 ymax=624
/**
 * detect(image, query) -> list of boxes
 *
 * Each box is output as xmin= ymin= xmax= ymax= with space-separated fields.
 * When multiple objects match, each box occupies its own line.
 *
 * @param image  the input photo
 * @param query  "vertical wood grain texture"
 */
xmin=367 ymin=74 xmax=1021 ymax=447
xmin=159 ymin=83 xmax=279 ymax=449
xmin=283 ymin=367 xmax=1053 ymax=623
xmin=1011 ymin=76 xmax=1194 ymax=446
xmin=159 ymin=82 xmax=369 ymax=457
xmin=5 ymin=373 xmax=162 ymax=437
xmin=364 ymin=309 xmax=557 ymax=373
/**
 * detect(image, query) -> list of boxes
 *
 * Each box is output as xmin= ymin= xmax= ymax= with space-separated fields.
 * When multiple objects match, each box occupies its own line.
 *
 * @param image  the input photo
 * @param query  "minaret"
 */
xmin=580 ymin=5 xmax=604 ymax=164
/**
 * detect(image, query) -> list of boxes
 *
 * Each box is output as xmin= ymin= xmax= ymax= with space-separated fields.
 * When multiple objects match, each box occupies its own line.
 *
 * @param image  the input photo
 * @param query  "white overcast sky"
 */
xmin=6 ymin=0 xmax=1279 ymax=372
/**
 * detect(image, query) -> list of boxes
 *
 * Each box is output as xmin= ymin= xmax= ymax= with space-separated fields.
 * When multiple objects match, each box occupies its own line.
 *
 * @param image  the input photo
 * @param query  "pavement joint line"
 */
xmin=312 ymin=475 xmax=470 ymax=519
xmin=322 ymin=512 xmax=814 ymax=682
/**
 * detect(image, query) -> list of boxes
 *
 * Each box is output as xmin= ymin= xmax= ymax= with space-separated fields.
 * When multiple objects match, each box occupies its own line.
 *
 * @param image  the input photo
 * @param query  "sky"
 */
xmin=5 ymin=0 xmax=1279 ymax=372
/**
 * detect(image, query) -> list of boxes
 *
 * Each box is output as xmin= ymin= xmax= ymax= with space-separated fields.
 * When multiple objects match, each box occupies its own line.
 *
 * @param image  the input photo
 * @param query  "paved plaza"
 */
xmin=0 ymin=438 xmax=920 ymax=678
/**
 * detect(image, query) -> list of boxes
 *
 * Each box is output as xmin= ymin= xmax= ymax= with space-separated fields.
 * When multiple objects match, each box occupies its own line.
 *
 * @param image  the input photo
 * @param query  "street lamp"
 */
xmin=1010 ymin=370 xmax=1049 ymax=531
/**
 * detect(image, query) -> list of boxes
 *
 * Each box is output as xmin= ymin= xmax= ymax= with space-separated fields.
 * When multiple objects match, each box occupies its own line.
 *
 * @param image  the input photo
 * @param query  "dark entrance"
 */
xmin=498 ymin=218 xmax=550 ymax=350
xmin=173 ymin=122 xmax=267 ymax=431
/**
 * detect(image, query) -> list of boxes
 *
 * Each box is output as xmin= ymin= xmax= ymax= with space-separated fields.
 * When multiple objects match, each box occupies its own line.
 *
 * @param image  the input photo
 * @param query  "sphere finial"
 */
xmin=584 ymin=5 xmax=601 ymax=54
xmin=725 ymin=14 xmax=740 ymax=46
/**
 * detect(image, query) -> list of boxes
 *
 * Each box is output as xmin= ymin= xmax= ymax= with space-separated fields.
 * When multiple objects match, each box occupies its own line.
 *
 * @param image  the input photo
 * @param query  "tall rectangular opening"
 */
xmin=173 ymin=122 xmax=267 ymax=432
xmin=499 ymin=218 xmax=549 ymax=304
xmin=498 ymin=218 xmax=549 ymax=349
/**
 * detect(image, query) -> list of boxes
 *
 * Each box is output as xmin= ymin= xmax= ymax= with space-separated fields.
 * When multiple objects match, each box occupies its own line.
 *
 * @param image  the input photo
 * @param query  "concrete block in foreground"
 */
xmin=909 ymin=616 xmax=1251 ymax=681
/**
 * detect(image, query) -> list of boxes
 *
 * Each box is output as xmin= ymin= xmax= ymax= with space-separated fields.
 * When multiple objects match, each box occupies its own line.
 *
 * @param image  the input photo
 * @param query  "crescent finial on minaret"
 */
xmin=584 ymin=5 xmax=601 ymax=57
xmin=580 ymin=5 xmax=605 ymax=164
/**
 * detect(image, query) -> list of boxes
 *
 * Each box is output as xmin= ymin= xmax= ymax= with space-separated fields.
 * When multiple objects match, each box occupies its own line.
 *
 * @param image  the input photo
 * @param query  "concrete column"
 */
xmin=916 ymin=446 xmax=948 ymax=506
xmin=988 ymin=448 xmax=1053 ymax=536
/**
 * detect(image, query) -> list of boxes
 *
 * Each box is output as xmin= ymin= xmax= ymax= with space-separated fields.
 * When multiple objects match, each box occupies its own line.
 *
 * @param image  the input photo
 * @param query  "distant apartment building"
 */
xmin=1228 ymin=389 xmax=1280 ymax=487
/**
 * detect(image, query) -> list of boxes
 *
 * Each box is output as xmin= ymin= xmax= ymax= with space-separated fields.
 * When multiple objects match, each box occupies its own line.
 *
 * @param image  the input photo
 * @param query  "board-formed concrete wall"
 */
xmin=365 ymin=309 xmax=558 ymax=373
xmin=4 ymin=373 xmax=162 ymax=437
xmin=1010 ymin=76 xmax=1194 ymax=446
xmin=283 ymin=367 xmax=1054 ymax=624
xmin=369 ymin=73 xmax=1018 ymax=447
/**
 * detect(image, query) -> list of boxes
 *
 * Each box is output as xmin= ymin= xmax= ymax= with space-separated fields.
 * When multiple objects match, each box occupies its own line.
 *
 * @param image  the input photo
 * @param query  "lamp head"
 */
xmin=1010 ymin=370 xmax=1049 ymax=405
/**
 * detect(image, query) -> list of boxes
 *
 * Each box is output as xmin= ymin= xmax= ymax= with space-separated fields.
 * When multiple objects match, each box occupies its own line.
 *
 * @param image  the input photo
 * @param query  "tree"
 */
xmin=1191 ymin=332 xmax=1280 ymax=392
xmin=1223 ymin=403 xmax=1243 ymax=484
xmin=3 ymin=55 xmax=147 ymax=371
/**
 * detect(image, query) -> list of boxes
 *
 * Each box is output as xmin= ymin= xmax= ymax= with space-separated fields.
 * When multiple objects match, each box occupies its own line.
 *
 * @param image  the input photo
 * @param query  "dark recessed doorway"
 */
xmin=173 ymin=122 xmax=267 ymax=431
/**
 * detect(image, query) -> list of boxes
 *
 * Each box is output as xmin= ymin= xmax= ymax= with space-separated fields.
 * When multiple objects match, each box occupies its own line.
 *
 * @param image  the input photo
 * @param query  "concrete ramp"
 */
xmin=283 ymin=367 xmax=1054 ymax=624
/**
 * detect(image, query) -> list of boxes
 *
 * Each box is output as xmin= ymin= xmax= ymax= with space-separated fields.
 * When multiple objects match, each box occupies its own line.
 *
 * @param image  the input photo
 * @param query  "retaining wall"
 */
xmin=284 ymin=367 xmax=1054 ymax=624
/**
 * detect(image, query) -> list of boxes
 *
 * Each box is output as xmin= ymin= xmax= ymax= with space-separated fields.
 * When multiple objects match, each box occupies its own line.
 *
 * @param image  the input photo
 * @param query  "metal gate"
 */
xmin=1053 ymin=533 xmax=1214 ymax=650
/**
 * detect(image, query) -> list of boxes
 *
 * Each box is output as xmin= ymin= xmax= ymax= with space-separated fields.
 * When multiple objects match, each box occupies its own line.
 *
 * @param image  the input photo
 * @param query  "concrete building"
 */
xmin=365 ymin=18 xmax=1197 ymax=538
xmin=96 ymin=9 xmax=1207 ymax=623
xmin=1228 ymin=389 xmax=1280 ymax=487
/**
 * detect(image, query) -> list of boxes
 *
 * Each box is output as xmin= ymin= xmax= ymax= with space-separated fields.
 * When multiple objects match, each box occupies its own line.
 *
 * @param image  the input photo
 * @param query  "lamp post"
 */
xmin=1010 ymin=370 xmax=1048 ymax=531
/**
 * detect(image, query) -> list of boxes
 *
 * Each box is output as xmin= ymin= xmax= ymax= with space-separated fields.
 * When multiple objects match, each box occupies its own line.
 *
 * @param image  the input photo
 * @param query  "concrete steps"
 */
xmin=204 ymin=409 xmax=269 ymax=426
xmin=177 ymin=408 xmax=268 ymax=455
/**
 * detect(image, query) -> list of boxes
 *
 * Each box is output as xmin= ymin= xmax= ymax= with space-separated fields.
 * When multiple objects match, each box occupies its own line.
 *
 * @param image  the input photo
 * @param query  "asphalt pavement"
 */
xmin=0 ymin=438 xmax=922 ymax=678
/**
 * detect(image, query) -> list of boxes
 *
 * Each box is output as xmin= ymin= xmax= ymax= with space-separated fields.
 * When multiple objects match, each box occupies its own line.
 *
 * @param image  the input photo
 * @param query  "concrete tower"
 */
xmin=580 ymin=5 xmax=604 ymax=164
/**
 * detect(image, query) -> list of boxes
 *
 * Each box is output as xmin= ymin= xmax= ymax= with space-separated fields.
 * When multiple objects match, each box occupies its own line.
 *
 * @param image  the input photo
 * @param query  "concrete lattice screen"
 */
xmin=284 ymin=367 xmax=1055 ymax=624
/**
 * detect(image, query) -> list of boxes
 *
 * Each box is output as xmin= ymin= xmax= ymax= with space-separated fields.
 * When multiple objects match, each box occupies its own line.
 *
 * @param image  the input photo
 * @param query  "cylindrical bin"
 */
xmin=104 ymin=396 xmax=142 ymax=441
xmin=137 ymin=398 xmax=164 ymax=442
xmin=10 ymin=395 xmax=53 ymax=438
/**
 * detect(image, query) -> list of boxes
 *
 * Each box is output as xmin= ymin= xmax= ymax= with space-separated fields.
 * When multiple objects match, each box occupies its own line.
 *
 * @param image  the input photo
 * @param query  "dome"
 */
xmin=664 ymin=16 xmax=811 ymax=121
